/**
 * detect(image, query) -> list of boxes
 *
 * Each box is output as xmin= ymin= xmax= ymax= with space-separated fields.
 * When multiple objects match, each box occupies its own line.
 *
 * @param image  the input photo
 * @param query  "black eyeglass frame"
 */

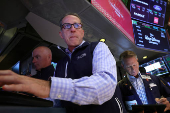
xmin=61 ymin=23 xmax=83 ymax=29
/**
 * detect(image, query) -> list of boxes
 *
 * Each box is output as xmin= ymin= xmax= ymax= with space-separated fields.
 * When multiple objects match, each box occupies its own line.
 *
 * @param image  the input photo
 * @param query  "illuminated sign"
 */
xmin=130 ymin=0 xmax=167 ymax=27
xmin=132 ymin=20 xmax=170 ymax=52
xmin=91 ymin=0 xmax=134 ymax=43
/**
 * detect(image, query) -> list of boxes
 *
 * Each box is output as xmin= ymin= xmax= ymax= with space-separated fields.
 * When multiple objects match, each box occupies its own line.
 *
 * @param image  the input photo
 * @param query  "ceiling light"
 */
xmin=143 ymin=56 xmax=147 ymax=59
xmin=100 ymin=39 xmax=106 ymax=42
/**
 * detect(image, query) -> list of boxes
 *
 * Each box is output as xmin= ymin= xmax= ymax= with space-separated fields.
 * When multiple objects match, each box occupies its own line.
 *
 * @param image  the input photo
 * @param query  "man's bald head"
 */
xmin=32 ymin=46 xmax=52 ymax=71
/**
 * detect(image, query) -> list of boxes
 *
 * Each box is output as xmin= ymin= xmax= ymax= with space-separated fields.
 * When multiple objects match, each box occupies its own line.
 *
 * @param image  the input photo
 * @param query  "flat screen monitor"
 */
xmin=140 ymin=57 xmax=169 ymax=76
xmin=12 ymin=61 xmax=20 ymax=74
xmin=162 ymin=54 xmax=170 ymax=71
xmin=132 ymin=20 xmax=170 ymax=52
xmin=130 ymin=0 xmax=167 ymax=27
xmin=91 ymin=0 xmax=135 ymax=43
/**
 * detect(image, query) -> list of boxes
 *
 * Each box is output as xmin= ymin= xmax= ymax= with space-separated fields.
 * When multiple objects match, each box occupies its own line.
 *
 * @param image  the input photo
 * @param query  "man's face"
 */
xmin=59 ymin=15 xmax=84 ymax=51
xmin=122 ymin=56 xmax=139 ymax=77
xmin=32 ymin=48 xmax=50 ymax=71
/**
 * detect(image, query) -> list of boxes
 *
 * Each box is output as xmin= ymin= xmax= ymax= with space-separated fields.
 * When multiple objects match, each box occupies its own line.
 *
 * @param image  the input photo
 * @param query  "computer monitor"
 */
xmin=162 ymin=54 xmax=170 ymax=71
xmin=132 ymin=20 xmax=170 ymax=52
xmin=140 ymin=57 xmax=169 ymax=76
xmin=130 ymin=0 xmax=167 ymax=27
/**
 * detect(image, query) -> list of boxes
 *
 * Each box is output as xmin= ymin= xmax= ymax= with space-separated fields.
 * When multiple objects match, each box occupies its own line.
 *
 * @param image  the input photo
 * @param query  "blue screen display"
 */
xmin=132 ymin=20 xmax=170 ymax=52
xmin=140 ymin=57 xmax=169 ymax=76
xmin=130 ymin=0 xmax=167 ymax=27
xmin=51 ymin=62 xmax=57 ymax=69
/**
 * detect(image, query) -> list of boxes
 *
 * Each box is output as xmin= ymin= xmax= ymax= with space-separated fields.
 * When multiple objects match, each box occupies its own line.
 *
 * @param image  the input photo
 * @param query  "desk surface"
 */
xmin=0 ymin=106 xmax=66 ymax=113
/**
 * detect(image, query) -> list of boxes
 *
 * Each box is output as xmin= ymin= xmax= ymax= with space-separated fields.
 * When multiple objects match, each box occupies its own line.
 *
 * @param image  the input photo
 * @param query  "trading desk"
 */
xmin=0 ymin=91 xmax=66 ymax=112
xmin=0 ymin=106 xmax=66 ymax=113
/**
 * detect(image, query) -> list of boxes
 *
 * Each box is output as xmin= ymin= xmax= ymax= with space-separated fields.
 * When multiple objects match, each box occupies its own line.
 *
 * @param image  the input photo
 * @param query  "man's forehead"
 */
xmin=62 ymin=15 xmax=80 ymax=23
xmin=123 ymin=57 xmax=138 ymax=64
xmin=32 ymin=54 xmax=41 ymax=57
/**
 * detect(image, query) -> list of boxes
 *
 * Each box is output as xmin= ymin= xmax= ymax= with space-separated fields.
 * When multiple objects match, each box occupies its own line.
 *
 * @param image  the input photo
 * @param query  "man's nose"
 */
xmin=70 ymin=25 xmax=76 ymax=31
xmin=130 ymin=66 xmax=135 ymax=70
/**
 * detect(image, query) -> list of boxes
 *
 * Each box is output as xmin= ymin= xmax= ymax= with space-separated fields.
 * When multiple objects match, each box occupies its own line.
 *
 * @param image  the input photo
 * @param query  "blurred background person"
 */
xmin=118 ymin=50 xmax=170 ymax=113
xmin=31 ymin=46 xmax=54 ymax=81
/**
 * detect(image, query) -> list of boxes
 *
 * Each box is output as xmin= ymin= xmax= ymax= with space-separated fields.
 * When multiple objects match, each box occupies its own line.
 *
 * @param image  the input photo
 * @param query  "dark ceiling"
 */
xmin=0 ymin=0 xmax=170 ymax=70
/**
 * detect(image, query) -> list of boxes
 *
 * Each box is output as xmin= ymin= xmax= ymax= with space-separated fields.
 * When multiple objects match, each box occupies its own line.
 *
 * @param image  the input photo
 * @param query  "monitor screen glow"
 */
xmin=12 ymin=61 xmax=20 ymax=74
xmin=51 ymin=62 xmax=57 ymax=69
xmin=162 ymin=54 xmax=170 ymax=71
xmin=140 ymin=57 xmax=169 ymax=76
xmin=130 ymin=0 xmax=167 ymax=27
xmin=132 ymin=20 xmax=170 ymax=52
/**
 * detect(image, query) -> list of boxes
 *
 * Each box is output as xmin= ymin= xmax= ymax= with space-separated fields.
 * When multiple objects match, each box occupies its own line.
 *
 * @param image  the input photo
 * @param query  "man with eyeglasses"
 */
xmin=118 ymin=50 xmax=170 ymax=113
xmin=0 ymin=13 xmax=126 ymax=113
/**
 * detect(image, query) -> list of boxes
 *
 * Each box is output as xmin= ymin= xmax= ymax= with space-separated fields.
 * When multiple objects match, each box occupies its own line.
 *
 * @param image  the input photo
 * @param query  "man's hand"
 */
xmin=155 ymin=98 xmax=170 ymax=112
xmin=0 ymin=70 xmax=51 ymax=98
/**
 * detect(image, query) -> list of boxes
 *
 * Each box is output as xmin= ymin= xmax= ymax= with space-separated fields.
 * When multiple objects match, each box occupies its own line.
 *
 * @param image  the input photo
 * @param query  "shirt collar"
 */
xmin=65 ymin=40 xmax=85 ymax=54
xmin=127 ymin=72 xmax=141 ymax=81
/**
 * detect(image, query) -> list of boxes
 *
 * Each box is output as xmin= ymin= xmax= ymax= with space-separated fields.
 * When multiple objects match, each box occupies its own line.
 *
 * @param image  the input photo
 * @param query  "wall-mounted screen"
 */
xmin=130 ymin=0 xmax=167 ymax=27
xmin=132 ymin=20 xmax=170 ymax=52
xmin=162 ymin=54 xmax=170 ymax=71
xmin=140 ymin=57 xmax=169 ymax=76
xmin=91 ymin=0 xmax=135 ymax=43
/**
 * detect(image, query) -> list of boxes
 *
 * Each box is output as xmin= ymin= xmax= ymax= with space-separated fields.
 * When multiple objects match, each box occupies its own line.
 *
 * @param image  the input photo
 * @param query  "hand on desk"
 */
xmin=155 ymin=98 xmax=170 ymax=112
xmin=0 ymin=70 xmax=51 ymax=98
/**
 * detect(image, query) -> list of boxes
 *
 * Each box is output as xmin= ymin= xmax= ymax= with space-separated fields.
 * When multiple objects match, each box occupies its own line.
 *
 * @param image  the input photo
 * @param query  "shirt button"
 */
xmin=58 ymin=95 xmax=61 ymax=98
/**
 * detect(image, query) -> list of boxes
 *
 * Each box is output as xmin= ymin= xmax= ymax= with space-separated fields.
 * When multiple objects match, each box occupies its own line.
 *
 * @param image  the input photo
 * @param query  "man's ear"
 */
xmin=59 ymin=31 xmax=64 ymax=39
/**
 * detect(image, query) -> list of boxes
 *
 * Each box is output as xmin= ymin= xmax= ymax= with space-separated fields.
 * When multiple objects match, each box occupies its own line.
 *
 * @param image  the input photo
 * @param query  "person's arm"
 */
xmin=157 ymin=76 xmax=170 ymax=101
xmin=154 ymin=76 xmax=170 ymax=112
xmin=0 ymin=71 xmax=50 ymax=98
xmin=50 ymin=42 xmax=117 ymax=105
xmin=155 ymin=98 xmax=170 ymax=112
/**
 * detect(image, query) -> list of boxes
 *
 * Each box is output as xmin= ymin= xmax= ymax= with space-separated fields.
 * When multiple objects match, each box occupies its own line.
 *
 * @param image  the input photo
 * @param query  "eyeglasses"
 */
xmin=61 ymin=23 xmax=82 ymax=29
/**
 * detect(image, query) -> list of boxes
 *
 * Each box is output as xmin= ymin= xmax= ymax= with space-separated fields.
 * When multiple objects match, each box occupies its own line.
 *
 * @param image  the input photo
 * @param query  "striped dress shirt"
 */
xmin=50 ymin=41 xmax=117 ymax=105
xmin=127 ymin=72 xmax=148 ymax=104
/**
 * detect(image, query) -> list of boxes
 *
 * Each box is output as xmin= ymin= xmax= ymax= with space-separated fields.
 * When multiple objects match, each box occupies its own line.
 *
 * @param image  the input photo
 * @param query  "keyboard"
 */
xmin=0 ymin=90 xmax=53 ymax=107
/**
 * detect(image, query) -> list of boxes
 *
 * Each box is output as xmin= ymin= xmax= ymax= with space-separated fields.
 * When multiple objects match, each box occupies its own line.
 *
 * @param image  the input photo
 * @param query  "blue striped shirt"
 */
xmin=127 ymin=72 xmax=148 ymax=104
xmin=50 ymin=41 xmax=117 ymax=105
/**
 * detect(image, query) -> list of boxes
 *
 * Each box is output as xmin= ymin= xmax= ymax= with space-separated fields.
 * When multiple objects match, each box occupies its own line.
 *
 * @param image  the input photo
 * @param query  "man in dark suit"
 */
xmin=118 ymin=50 xmax=170 ymax=113
xmin=31 ymin=46 xmax=54 ymax=81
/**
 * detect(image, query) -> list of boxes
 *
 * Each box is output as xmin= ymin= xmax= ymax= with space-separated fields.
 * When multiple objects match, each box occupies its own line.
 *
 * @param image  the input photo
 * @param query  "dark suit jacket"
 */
xmin=118 ymin=74 xmax=170 ymax=111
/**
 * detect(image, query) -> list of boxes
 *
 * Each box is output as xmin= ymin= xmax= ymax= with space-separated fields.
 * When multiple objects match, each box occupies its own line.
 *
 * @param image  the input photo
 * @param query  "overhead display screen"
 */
xmin=91 ymin=0 xmax=135 ymax=43
xmin=140 ymin=57 xmax=169 ymax=76
xmin=130 ymin=0 xmax=167 ymax=27
xmin=132 ymin=20 xmax=170 ymax=52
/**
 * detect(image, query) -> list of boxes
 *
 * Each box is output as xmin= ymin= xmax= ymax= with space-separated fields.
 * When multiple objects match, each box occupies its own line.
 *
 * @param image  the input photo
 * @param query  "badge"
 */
xmin=141 ymin=75 xmax=151 ymax=79
xmin=149 ymin=83 xmax=157 ymax=87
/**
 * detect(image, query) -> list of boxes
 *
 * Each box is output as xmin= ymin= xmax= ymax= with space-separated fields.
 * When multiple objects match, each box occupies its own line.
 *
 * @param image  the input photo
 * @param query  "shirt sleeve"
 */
xmin=50 ymin=42 xmax=117 ymax=105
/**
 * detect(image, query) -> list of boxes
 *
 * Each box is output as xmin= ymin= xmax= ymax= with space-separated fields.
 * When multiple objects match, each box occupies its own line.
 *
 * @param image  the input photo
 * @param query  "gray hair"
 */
xmin=119 ymin=51 xmax=138 ymax=65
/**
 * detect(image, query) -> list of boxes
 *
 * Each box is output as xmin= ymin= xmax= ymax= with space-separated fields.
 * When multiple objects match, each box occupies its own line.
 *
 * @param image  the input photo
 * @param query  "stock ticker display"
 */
xmin=140 ymin=57 xmax=169 ymax=76
xmin=132 ymin=20 xmax=170 ymax=52
xmin=130 ymin=0 xmax=167 ymax=27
